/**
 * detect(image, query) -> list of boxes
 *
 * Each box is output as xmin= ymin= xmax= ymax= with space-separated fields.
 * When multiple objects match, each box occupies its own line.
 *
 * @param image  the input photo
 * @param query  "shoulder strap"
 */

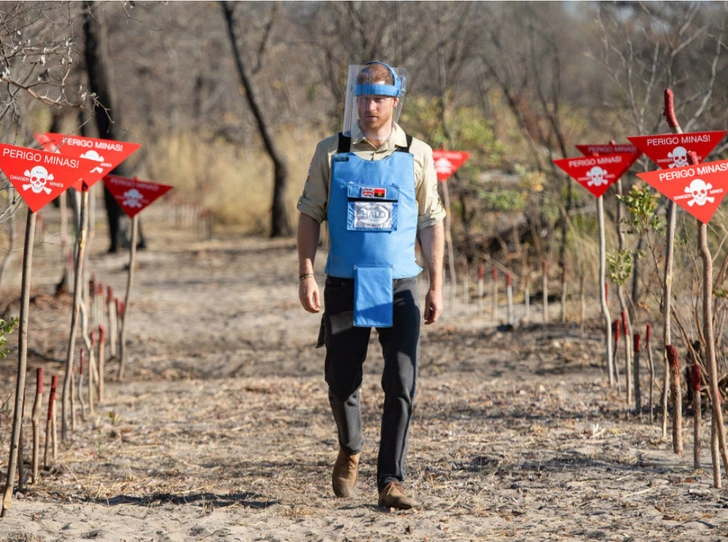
xmin=337 ymin=132 xmax=351 ymax=154
xmin=396 ymin=135 xmax=413 ymax=153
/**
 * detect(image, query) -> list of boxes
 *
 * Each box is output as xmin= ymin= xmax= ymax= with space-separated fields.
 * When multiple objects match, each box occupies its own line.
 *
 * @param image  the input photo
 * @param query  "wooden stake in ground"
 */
xmin=560 ymin=264 xmax=567 ymax=323
xmin=477 ymin=264 xmax=484 ymax=315
xmin=697 ymin=217 xmax=728 ymax=486
xmin=691 ymin=362 xmax=701 ymax=471
xmin=62 ymin=185 xmax=90 ymax=441
xmin=442 ymin=177 xmax=456 ymax=308
xmin=118 ymin=215 xmax=139 ymax=380
xmin=646 ymin=322 xmax=655 ymax=424
xmin=88 ymin=332 xmax=96 ymax=413
xmin=78 ymin=348 xmax=87 ymax=417
xmin=506 ymin=272 xmax=513 ymax=325
xmin=660 ymin=90 xmax=680 ymax=442
xmin=1 ymin=209 xmax=36 ymax=517
xmin=622 ymin=311 xmax=632 ymax=407
xmin=633 ymin=332 xmax=641 ymax=415
xmin=491 ymin=265 xmax=498 ymax=322
xmin=666 ymin=344 xmax=683 ymax=456
xmin=597 ymin=194 xmax=614 ymax=386
xmin=108 ymin=286 xmax=118 ymax=359
xmin=542 ymin=260 xmax=548 ymax=324
xmin=579 ymin=274 xmax=586 ymax=336
xmin=44 ymin=375 xmax=58 ymax=469
xmin=524 ymin=271 xmax=530 ymax=323
xmin=17 ymin=396 xmax=25 ymax=494
xmin=462 ymin=258 xmax=469 ymax=312
xmin=612 ymin=320 xmax=620 ymax=387
xmin=98 ymin=324 xmax=106 ymax=403
xmin=31 ymin=367 xmax=43 ymax=484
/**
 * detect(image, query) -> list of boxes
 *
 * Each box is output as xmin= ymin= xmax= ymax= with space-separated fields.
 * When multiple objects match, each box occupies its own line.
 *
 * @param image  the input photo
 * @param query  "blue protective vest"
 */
xmin=325 ymin=142 xmax=422 ymax=280
xmin=325 ymin=136 xmax=422 ymax=327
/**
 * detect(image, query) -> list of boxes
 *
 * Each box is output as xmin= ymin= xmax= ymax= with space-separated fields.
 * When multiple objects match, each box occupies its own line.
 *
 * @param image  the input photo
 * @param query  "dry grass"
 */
xmin=132 ymin=126 xmax=323 ymax=235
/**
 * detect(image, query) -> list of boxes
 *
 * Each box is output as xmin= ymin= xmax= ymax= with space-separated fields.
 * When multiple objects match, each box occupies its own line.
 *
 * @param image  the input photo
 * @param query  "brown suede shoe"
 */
xmin=332 ymin=449 xmax=360 ymax=498
xmin=378 ymin=482 xmax=414 ymax=510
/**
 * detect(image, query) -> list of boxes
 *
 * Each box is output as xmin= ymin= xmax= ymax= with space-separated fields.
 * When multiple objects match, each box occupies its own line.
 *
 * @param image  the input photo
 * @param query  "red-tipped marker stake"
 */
xmin=666 ymin=345 xmax=683 ymax=456
xmin=692 ymin=362 xmax=702 ymax=470
xmin=633 ymin=333 xmax=641 ymax=414
xmin=98 ymin=325 xmax=106 ymax=403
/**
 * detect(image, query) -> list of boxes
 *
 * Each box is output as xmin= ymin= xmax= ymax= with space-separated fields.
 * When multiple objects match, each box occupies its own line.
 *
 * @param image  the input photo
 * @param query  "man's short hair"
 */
xmin=357 ymin=62 xmax=395 ymax=86
xmin=354 ymin=61 xmax=400 ymax=97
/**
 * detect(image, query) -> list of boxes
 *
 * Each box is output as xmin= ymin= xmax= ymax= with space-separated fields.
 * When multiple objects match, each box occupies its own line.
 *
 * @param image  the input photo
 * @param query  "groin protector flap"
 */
xmin=354 ymin=266 xmax=393 ymax=327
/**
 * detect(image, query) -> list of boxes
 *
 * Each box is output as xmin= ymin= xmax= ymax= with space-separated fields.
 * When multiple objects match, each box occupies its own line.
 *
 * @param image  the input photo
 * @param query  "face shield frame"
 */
xmin=342 ymin=62 xmax=408 ymax=135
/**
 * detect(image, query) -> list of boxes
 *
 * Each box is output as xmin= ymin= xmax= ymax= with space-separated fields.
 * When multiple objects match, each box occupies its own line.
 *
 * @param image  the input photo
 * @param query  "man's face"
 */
xmin=357 ymin=82 xmax=399 ymax=133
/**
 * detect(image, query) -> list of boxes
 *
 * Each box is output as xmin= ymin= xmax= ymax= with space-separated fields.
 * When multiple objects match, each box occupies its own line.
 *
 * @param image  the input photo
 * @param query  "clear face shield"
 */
xmin=342 ymin=62 xmax=407 ymax=136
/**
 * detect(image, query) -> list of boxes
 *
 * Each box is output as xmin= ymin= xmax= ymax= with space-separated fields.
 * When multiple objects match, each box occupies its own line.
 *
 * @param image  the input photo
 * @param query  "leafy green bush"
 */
xmin=0 ymin=317 xmax=18 ymax=359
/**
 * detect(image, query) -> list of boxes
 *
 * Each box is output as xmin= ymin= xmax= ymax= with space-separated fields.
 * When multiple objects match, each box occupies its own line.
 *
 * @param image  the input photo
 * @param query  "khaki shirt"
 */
xmin=297 ymin=123 xmax=446 ymax=229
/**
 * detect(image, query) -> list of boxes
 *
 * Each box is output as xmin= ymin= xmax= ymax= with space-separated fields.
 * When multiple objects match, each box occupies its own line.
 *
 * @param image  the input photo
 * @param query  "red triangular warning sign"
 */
xmin=35 ymin=133 xmax=140 ymax=191
xmin=432 ymin=150 xmax=470 ymax=182
xmin=103 ymin=175 xmax=173 ymax=218
xmin=627 ymin=131 xmax=727 ymax=170
xmin=636 ymin=159 xmax=728 ymax=224
xmin=553 ymin=153 xmax=636 ymax=198
xmin=0 ymin=143 xmax=92 ymax=212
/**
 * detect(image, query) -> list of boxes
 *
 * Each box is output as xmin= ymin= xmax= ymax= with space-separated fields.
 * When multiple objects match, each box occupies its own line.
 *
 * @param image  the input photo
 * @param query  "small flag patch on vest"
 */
xmin=360 ymin=187 xmax=387 ymax=199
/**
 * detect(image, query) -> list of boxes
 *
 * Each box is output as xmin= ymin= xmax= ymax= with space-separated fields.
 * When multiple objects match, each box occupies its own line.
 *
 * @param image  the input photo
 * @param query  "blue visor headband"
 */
xmin=354 ymin=61 xmax=401 ymax=98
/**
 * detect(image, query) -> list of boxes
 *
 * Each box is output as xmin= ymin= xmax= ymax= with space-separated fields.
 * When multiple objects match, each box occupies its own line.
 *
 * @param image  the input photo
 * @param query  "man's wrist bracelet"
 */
xmin=299 ymin=273 xmax=314 ymax=281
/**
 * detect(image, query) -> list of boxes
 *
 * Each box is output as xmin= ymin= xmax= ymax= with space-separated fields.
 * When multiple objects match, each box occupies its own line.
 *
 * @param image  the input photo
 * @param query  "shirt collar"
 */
xmin=351 ymin=123 xmax=407 ymax=151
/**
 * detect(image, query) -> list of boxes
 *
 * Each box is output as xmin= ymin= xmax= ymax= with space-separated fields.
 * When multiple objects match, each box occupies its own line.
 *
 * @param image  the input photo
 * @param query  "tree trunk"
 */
xmin=83 ymin=1 xmax=144 ymax=252
xmin=221 ymin=1 xmax=291 ymax=237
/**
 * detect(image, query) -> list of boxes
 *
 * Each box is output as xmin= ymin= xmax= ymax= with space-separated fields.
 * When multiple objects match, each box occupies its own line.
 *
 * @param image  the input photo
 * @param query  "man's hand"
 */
xmin=423 ymin=287 xmax=442 ymax=325
xmin=299 ymin=276 xmax=321 ymax=313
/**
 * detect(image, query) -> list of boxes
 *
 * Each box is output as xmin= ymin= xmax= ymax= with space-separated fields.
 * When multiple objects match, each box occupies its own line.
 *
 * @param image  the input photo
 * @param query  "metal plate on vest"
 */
xmin=352 ymin=201 xmax=395 ymax=230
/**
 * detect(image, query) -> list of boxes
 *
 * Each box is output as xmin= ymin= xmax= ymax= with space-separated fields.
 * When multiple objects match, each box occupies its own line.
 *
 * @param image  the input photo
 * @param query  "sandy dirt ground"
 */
xmin=0 ymin=203 xmax=727 ymax=541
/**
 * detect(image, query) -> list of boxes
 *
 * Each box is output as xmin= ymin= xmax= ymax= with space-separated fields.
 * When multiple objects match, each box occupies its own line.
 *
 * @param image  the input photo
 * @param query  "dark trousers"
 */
xmin=322 ymin=276 xmax=420 ymax=491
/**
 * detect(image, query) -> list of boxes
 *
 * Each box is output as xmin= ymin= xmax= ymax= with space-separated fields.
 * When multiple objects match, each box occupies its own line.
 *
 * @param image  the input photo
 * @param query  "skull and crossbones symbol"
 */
xmin=586 ymin=166 xmax=609 ymax=187
xmin=668 ymin=146 xmax=688 ymax=168
xmin=685 ymin=178 xmax=714 ymax=207
xmin=122 ymin=188 xmax=144 ymax=208
xmin=23 ymin=165 xmax=54 ymax=194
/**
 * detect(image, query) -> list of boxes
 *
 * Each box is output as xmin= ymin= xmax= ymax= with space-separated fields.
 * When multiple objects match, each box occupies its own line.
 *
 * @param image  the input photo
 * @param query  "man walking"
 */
xmin=297 ymin=61 xmax=445 ymax=510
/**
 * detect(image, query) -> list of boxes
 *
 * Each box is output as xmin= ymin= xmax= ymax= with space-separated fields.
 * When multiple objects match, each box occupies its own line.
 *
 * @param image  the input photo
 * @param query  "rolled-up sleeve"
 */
xmin=413 ymin=140 xmax=447 ymax=229
xmin=296 ymin=136 xmax=337 ymax=223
